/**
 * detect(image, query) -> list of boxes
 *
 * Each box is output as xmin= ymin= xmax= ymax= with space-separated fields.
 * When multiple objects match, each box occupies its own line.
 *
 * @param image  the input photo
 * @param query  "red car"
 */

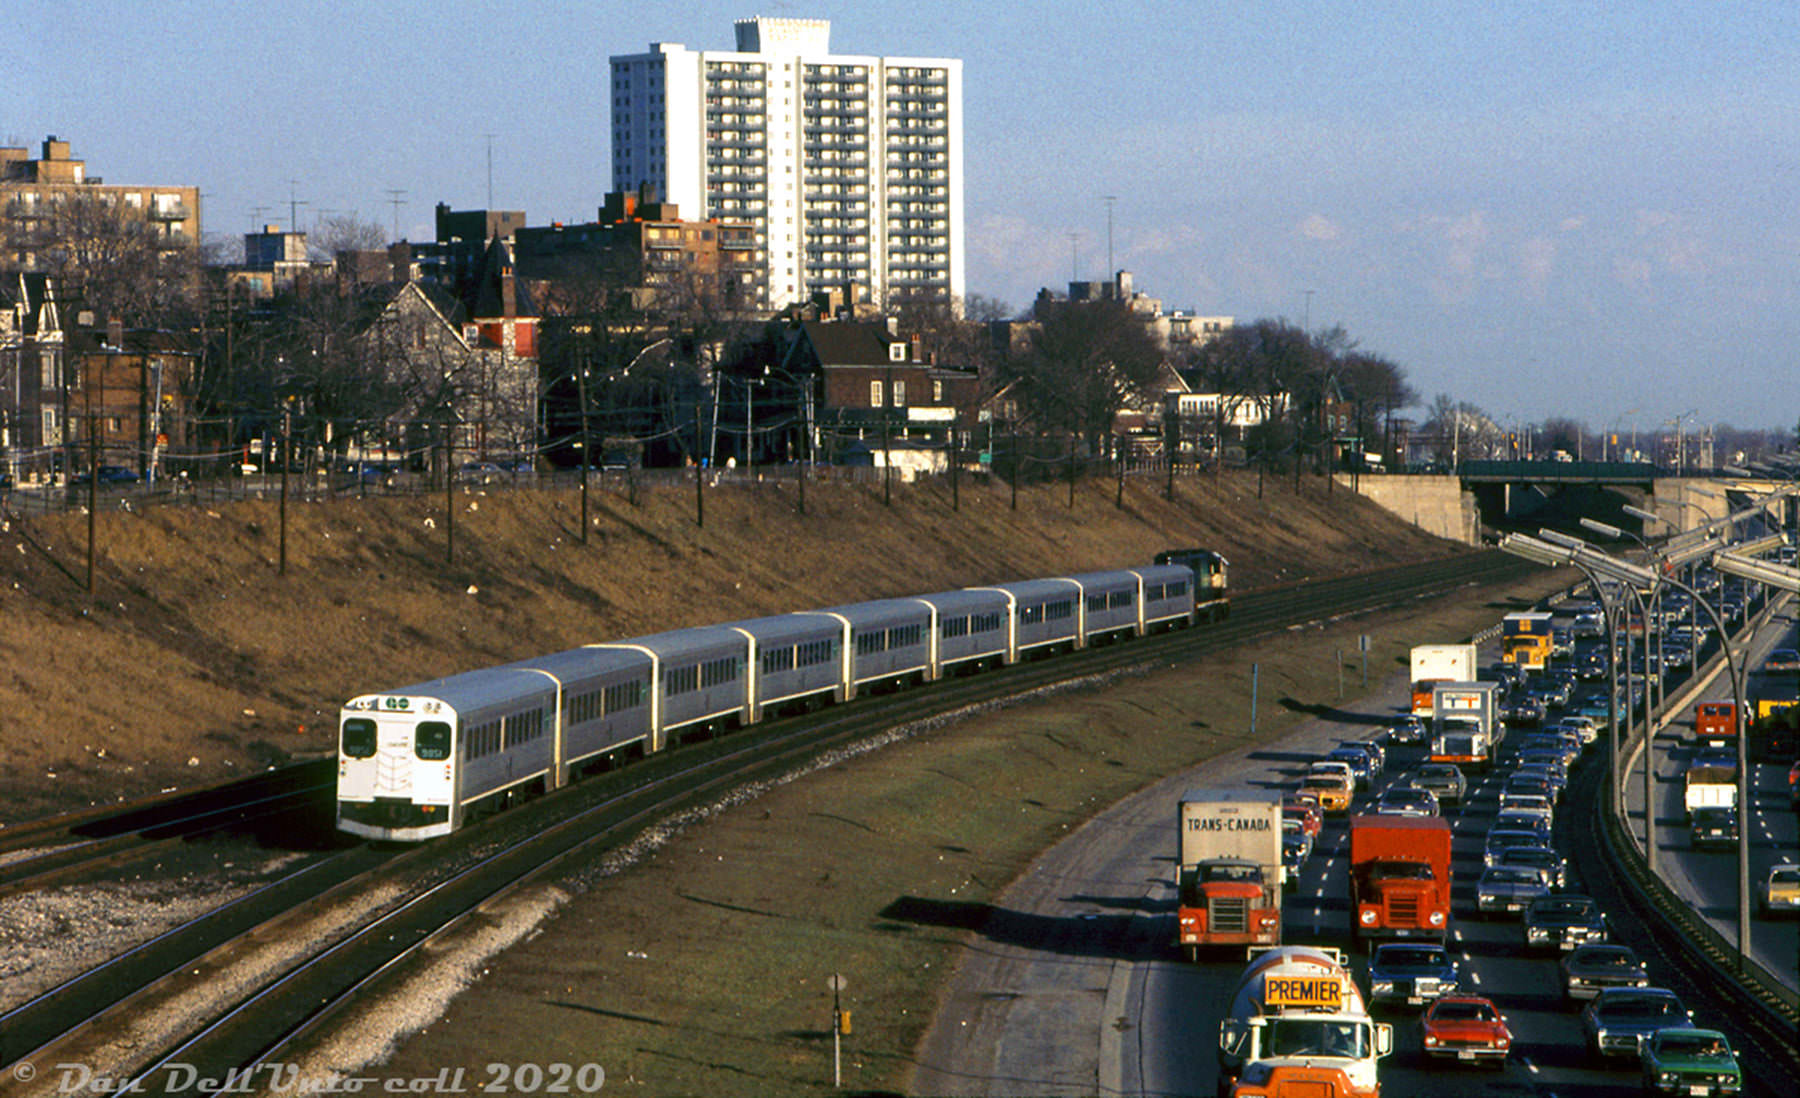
xmin=1788 ymin=758 xmax=1800 ymax=807
xmin=1283 ymin=795 xmax=1323 ymax=839
xmin=1419 ymin=994 xmax=1512 ymax=1068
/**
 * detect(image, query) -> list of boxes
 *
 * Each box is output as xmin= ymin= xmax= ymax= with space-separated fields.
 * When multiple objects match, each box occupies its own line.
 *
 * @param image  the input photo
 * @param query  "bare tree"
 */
xmin=3 ymin=190 xmax=199 ymax=327
xmin=309 ymin=214 xmax=387 ymax=262
xmin=1003 ymin=298 xmax=1164 ymax=452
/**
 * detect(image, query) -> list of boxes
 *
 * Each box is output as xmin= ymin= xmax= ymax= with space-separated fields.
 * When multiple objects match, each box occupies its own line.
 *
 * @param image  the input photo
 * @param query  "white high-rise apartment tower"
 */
xmin=610 ymin=16 xmax=963 ymax=312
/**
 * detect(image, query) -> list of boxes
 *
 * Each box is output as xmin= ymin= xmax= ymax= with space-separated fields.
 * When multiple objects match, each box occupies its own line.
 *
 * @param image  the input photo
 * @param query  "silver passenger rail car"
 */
xmin=1063 ymin=569 xmax=1147 ymax=645
xmin=593 ymin=626 xmax=751 ymax=748
xmin=807 ymin=599 xmax=935 ymax=698
xmin=1154 ymin=548 xmax=1229 ymax=621
xmin=972 ymin=578 xmax=1083 ymax=661
xmin=726 ymin=613 xmax=847 ymax=718
xmin=916 ymin=588 xmax=1012 ymax=676
xmin=337 ymin=558 xmax=1216 ymax=842
xmin=524 ymin=647 xmax=656 ymax=781
xmin=337 ymin=667 xmax=557 ymax=841
xmin=1131 ymin=563 xmax=1197 ymax=633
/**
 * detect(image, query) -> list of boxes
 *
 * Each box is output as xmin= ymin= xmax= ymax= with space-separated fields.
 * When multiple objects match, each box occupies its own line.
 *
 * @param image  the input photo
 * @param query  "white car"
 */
xmin=1555 ymin=716 xmax=1598 ymax=745
xmin=1762 ymin=864 xmax=1800 ymax=917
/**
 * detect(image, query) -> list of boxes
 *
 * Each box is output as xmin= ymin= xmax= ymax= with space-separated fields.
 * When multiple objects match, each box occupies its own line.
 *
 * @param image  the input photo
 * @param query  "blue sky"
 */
xmin=11 ymin=0 xmax=1798 ymax=432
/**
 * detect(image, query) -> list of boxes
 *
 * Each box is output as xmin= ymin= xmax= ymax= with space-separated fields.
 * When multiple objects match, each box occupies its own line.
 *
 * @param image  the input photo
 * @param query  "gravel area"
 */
xmin=0 ymin=847 xmax=307 ymax=1011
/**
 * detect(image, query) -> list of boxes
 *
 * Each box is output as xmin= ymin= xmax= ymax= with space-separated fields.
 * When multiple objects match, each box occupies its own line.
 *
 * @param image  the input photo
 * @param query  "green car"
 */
xmin=1640 ymin=1027 xmax=1741 ymax=1096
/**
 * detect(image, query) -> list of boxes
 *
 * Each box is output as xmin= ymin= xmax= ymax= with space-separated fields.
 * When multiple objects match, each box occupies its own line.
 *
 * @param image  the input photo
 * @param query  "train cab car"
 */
xmin=337 ymin=667 xmax=557 ymax=841
xmin=1130 ymin=563 xmax=1196 ymax=633
xmin=972 ymin=578 xmax=1082 ymax=660
xmin=726 ymin=613 xmax=846 ymax=718
xmin=807 ymin=599 xmax=934 ymax=697
xmin=1154 ymin=547 xmax=1229 ymax=620
xmin=521 ymin=647 xmax=656 ymax=781
xmin=916 ymin=588 xmax=1012 ymax=676
xmin=1063 ymin=570 xmax=1143 ymax=645
xmin=594 ymin=626 xmax=751 ymax=747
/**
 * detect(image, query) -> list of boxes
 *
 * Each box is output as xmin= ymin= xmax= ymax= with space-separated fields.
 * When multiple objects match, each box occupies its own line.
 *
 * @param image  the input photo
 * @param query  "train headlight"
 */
xmin=1360 ymin=909 xmax=1377 ymax=925
xmin=1428 ymin=910 xmax=1446 ymax=926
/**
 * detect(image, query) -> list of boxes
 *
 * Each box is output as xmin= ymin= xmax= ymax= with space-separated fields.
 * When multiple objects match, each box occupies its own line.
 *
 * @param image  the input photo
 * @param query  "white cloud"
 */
xmin=1299 ymin=214 xmax=1343 ymax=242
xmin=1519 ymin=236 xmax=1558 ymax=297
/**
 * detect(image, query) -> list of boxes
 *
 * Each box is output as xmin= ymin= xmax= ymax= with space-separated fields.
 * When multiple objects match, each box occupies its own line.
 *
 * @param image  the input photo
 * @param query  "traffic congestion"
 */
xmin=1189 ymin=571 xmax=1795 ymax=1098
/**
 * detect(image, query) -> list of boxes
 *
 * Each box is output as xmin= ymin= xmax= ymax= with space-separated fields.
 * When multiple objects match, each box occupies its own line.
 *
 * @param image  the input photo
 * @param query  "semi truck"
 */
xmin=1410 ymin=644 xmax=1478 ymax=717
xmin=1429 ymin=681 xmax=1502 ymax=769
xmin=1502 ymin=611 xmax=1555 ymax=671
xmin=1177 ymin=789 xmax=1285 ymax=960
xmin=1217 ymin=946 xmax=1392 ymax=1098
xmin=1682 ymin=759 xmax=1737 ymax=817
xmin=1349 ymin=815 xmax=1453 ymax=945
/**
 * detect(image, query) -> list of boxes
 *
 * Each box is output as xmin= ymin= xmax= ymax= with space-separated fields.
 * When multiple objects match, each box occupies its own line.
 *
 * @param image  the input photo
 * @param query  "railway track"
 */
xmin=0 ymin=550 xmax=1538 ymax=1093
xmin=0 ymin=762 xmax=335 ymax=896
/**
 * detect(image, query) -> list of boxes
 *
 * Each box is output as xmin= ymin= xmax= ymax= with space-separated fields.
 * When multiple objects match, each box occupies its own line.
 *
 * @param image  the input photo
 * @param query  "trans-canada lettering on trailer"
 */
xmin=1188 ymin=816 xmax=1273 ymax=831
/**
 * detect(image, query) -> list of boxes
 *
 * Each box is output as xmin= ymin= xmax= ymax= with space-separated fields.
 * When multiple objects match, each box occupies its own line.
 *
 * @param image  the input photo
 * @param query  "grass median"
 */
xmin=326 ymin=567 xmax=1567 ymax=1097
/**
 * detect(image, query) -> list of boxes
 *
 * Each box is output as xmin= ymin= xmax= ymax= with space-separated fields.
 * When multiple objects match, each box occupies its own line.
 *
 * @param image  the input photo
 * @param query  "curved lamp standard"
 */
xmin=1498 ymin=535 xmax=1629 ymax=821
xmin=1512 ymin=531 xmax=1758 ymax=973
xmin=1579 ymin=518 xmax=1668 ymax=855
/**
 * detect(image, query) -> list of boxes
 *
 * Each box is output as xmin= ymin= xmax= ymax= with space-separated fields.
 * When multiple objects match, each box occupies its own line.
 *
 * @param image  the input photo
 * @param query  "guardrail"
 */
xmin=1600 ymin=590 xmax=1799 ymax=1026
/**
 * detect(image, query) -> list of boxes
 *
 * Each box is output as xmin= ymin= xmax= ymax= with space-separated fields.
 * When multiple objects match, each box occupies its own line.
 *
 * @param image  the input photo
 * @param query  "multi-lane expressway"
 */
xmin=1624 ymin=604 xmax=1798 ymax=992
xmin=914 ymin=609 xmax=1798 ymax=1097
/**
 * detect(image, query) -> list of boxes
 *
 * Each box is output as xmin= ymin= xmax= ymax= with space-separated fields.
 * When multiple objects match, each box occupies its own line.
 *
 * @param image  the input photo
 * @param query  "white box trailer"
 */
xmin=1177 ymin=789 xmax=1285 ymax=959
xmin=1410 ymin=644 xmax=1477 ymax=717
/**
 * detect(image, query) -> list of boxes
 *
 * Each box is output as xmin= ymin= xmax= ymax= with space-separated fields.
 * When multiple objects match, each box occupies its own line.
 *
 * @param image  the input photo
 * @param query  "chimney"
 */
xmin=106 ymin=316 xmax=124 ymax=348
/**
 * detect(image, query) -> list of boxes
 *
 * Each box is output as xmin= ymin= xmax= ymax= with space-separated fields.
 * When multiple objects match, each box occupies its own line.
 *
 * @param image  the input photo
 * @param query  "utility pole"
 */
xmin=279 ymin=403 xmax=290 ymax=576
xmin=482 ymin=133 xmax=498 ymax=208
xmin=1102 ymin=194 xmax=1117 ymax=281
xmin=286 ymin=180 xmax=308 ymax=234
xmin=384 ymin=189 xmax=408 ymax=242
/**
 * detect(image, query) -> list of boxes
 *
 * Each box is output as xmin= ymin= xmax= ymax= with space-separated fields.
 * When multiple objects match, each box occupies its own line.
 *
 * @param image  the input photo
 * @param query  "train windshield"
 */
xmin=341 ymin=718 xmax=376 ymax=759
xmin=415 ymin=720 xmax=453 ymax=760
xmin=1265 ymin=1020 xmax=1367 ymax=1059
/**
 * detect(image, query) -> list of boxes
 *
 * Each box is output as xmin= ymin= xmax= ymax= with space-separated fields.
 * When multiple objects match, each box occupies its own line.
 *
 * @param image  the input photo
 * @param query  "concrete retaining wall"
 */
xmin=1335 ymin=473 xmax=1479 ymax=545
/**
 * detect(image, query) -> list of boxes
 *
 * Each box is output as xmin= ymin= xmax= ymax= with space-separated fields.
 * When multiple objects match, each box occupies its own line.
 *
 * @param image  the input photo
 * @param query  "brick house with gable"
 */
xmin=778 ymin=318 xmax=981 ymax=469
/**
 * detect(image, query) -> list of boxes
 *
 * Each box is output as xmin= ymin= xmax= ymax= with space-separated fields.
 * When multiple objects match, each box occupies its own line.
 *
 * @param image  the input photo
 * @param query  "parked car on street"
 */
xmin=71 ymin=464 xmax=139 ymax=486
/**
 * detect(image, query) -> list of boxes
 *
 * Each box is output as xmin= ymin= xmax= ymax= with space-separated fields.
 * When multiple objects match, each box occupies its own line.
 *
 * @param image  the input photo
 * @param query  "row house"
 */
xmin=65 ymin=322 xmax=199 ymax=482
xmin=352 ymin=279 xmax=538 ymax=464
xmin=778 ymin=316 xmax=981 ymax=472
xmin=0 ymin=272 xmax=63 ymax=467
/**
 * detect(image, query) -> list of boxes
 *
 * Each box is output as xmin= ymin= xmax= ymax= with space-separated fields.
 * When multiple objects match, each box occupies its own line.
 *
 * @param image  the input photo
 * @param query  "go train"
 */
xmin=336 ymin=553 xmax=1229 ymax=841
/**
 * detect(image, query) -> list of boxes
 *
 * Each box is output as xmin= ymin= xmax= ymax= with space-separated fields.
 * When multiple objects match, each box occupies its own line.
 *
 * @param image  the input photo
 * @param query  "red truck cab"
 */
xmin=1350 ymin=816 xmax=1452 ymax=945
xmin=1693 ymin=701 xmax=1737 ymax=750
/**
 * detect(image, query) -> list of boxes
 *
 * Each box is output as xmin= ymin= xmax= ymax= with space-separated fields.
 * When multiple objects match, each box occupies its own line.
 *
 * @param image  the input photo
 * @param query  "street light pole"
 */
xmin=1511 ymin=530 xmax=1763 ymax=972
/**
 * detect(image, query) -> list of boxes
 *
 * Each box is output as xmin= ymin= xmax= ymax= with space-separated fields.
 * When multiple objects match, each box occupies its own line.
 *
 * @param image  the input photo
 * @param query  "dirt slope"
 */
xmin=0 ymin=470 xmax=1458 ymax=823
